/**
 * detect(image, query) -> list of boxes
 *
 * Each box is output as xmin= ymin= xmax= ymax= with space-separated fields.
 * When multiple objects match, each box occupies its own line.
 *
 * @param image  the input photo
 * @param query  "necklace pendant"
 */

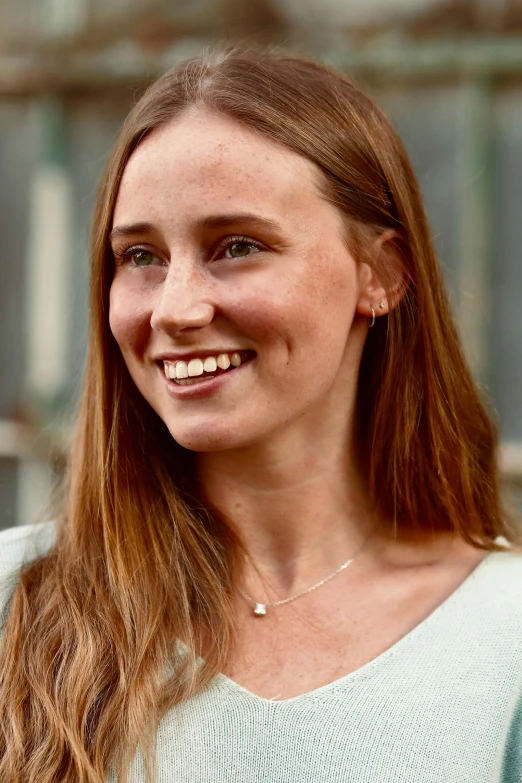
xmin=253 ymin=603 xmax=267 ymax=616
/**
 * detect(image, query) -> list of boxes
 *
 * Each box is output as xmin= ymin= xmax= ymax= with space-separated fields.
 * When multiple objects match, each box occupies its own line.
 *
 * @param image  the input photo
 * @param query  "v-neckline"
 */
xmin=216 ymin=549 xmax=499 ymax=705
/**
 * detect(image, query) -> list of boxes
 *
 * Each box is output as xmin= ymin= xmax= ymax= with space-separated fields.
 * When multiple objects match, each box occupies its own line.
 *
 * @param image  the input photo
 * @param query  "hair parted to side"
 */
xmin=0 ymin=45 xmax=518 ymax=782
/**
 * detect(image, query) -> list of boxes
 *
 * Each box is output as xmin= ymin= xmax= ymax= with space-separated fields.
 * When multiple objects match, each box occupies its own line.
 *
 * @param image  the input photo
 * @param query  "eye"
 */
xmin=226 ymin=242 xmax=257 ymax=259
xmin=129 ymin=249 xmax=156 ymax=266
xmin=221 ymin=238 xmax=262 ymax=260
xmin=118 ymin=247 xmax=162 ymax=267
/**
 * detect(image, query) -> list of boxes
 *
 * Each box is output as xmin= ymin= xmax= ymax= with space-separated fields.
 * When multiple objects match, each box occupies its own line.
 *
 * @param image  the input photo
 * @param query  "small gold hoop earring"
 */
xmin=369 ymin=307 xmax=376 ymax=328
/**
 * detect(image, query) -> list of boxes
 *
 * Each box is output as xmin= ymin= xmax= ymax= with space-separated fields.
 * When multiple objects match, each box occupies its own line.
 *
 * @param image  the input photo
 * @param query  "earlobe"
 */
xmin=357 ymin=294 xmax=388 ymax=323
xmin=355 ymin=262 xmax=389 ymax=321
xmin=355 ymin=229 xmax=408 ymax=322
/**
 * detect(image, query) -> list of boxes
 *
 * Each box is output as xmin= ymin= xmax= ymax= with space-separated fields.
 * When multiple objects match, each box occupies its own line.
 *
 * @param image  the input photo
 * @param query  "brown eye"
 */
xmin=131 ymin=250 xmax=155 ymax=266
xmin=225 ymin=242 xmax=259 ymax=259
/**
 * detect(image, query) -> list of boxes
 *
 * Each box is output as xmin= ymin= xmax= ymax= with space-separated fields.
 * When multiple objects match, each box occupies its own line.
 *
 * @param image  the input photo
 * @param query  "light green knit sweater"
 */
xmin=1 ymin=522 xmax=522 ymax=782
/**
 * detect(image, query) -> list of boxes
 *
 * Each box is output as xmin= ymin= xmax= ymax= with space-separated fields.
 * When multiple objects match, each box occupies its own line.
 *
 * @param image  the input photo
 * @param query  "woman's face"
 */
xmin=109 ymin=108 xmax=376 ymax=452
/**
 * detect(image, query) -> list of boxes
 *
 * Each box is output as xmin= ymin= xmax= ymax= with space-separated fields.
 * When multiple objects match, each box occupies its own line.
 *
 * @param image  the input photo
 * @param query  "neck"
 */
xmin=196 ymin=428 xmax=380 ymax=598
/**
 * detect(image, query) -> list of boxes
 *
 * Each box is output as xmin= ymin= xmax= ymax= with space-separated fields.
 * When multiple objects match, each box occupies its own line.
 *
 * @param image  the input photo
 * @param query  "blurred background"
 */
xmin=1 ymin=0 xmax=522 ymax=530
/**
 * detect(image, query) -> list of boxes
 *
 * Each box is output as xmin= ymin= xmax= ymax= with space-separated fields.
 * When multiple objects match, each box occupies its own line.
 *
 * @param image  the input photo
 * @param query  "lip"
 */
xmin=162 ymin=354 xmax=255 ymax=399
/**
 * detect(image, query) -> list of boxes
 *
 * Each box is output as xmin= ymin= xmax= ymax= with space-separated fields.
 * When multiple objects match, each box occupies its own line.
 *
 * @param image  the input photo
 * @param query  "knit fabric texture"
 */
xmin=1 ymin=522 xmax=522 ymax=782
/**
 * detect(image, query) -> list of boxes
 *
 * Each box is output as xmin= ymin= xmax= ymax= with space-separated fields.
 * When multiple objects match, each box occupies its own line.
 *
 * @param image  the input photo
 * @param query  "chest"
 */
xmin=223 ymin=550 xmax=486 ymax=701
xmin=156 ymin=604 xmax=515 ymax=783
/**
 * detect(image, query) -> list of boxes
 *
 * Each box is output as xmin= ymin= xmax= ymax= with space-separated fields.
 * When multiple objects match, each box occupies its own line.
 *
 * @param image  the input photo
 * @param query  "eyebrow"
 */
xmin=199 ymin=213 xmax=283 ymax=233
xmin=109 ymin=214 xmax=283 ymax=244
xmin=109 ymin=222 xmax=156 ymax=243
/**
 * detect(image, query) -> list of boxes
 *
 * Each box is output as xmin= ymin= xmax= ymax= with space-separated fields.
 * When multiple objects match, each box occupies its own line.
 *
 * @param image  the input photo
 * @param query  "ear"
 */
xmin=355 ymin=230 xmax=408 ymax=321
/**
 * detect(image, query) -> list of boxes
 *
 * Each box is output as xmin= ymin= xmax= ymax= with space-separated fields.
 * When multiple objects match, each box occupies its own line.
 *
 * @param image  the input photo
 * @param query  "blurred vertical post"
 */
xmin=15 ymin=0 xmax=87 ymax=526
xmin=456 ymin=78 xmax=492 ymax=387
xmin=18 ymin=98 xmax=71 ymax=526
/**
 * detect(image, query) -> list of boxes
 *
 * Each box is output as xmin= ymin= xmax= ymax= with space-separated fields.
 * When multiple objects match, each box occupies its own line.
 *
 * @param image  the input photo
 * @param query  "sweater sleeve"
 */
xmin=0 ymin=522 xmax=56 ymax=625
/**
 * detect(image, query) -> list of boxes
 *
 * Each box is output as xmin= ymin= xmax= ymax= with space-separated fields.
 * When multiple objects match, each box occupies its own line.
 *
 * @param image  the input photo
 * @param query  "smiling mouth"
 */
xmin=161 ymin=350 xmax=256 ymax=385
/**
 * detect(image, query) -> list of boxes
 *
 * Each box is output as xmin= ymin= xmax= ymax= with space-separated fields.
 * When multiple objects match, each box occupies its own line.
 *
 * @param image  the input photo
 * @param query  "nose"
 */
xmin=150 ymin=265 xmax=216 ymax=335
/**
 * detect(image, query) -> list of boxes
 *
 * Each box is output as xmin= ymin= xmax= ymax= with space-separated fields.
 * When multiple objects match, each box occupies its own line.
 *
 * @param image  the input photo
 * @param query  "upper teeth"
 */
xmin=164 ymin=352 xmax=243 ymax=380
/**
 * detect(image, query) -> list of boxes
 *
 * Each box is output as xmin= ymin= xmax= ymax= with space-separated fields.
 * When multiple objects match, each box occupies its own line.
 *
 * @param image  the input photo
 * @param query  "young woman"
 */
xmin=0 ymin=48 xmax=521 ymax=783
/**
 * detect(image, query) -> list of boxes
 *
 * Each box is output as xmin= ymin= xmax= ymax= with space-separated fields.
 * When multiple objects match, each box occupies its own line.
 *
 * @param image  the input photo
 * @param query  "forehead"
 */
xmin=113 ymin=108 xmax=330 ymax=228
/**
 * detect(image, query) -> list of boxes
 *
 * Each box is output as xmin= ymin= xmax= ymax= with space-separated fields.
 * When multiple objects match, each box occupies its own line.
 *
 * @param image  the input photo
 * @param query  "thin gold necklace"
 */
xmin=237 ymin=524 xmax=378 ymax=617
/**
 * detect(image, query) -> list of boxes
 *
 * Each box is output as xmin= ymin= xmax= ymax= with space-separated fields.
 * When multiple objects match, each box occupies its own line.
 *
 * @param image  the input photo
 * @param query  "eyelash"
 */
xmin=114 ymin=235 xmax=264 ymax=268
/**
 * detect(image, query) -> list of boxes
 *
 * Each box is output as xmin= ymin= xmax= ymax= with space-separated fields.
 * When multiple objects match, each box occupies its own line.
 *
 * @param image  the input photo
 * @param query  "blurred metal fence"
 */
xmin=1 ymin=0 xmax=522 ymax=528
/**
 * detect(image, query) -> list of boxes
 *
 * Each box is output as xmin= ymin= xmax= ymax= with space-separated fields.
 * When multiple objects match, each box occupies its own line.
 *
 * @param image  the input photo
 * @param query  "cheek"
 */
xmin=317 ymin=250 xmax=359 ymax=311
xmin=226 ymin=268 xmax=356 ymax=385
xmin=291 ymin=255 xmax=359 ymax=348
xmin=108 ymin=281 xmax=150 ymax=358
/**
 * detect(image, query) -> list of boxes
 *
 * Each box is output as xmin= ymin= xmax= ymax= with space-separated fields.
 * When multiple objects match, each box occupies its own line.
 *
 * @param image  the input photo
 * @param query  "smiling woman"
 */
xmin=1 ymin=47 xmax=522 ymax=783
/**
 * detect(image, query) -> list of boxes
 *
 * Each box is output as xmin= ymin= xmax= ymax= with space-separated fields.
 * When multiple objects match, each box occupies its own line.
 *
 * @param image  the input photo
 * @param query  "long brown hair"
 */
xmin=0 ymin=46 xmax=518 ymax=782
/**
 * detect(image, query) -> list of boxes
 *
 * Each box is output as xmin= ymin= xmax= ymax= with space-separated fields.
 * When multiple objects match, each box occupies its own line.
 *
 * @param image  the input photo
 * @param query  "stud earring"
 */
xmin=379 ymin=301 xmax=386 ymax=310
xmin=369 ymin=307 xmax=376 ymax=328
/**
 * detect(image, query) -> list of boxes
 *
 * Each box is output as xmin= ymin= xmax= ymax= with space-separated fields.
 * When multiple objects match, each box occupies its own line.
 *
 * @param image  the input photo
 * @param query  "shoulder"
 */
xmin=482 ymin=545 xmax=522 ymax=584
xmin=467 ymin=546 xmax=522 ymax=625
xmin=0 ymin=521 xmax=56 ymax=570
xmin=478 ymin=544 xmax=522 ymax=584
xmin=0 ymin=522 xmax=56 ymax=619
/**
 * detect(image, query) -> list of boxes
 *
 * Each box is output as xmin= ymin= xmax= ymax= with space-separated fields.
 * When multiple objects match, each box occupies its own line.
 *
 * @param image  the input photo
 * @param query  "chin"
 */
xmin=165 ymin=423 xmax=246 ymax=453
xmin=165 ymin=413 xmax=277 ymax=453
